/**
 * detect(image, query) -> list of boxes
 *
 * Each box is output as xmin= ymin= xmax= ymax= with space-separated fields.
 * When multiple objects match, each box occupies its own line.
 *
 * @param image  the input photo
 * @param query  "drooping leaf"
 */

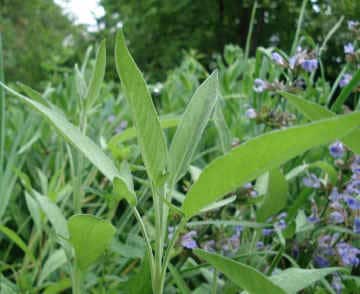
xmin=256 ymin=168 xmax=288 ymax=222
xmin=115 ymin=30 xmax=168 ymax=185
xmin=194 ymin=249 xmax=286 ymax=294
xmin=280 ymin=91 xmax=360 ymax=153
xmin=182 ymin=112 xmax=360 ymax=218
xmin=168 ymin=71 xmax=218 ymax=182
xmin=0 ymin=82 xmax=134 ymax=197
xmin=270 ymin=267 xmax=347 ymax=293
xmin=67 ymin=214 xmax=115 ymax=270
xmin=84 ymin=39 xmax=106 ymax=107
xmin=113 ymin=161 xmax=137 ymax=206
xmin=0 ymin=225 xmax=35 ymax=262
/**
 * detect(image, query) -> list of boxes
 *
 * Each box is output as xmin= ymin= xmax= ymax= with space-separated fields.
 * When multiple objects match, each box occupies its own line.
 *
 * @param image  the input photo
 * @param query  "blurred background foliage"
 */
xmin=1 ymin=0 xmax=360 ymax=85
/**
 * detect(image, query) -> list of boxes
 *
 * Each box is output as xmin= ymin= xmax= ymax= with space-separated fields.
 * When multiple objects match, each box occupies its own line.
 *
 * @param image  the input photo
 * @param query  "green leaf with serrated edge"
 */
xmin=270 ymin=267 xmax=347 ymax=293
xmin=0 ymin=225 xmax=35 ymax=262
xmin=182 ymin=112 xmax=360 ymax=218
xmin=0 ymin=82 xmax=133 ymax=198
xmin=256 ymin=168 xmax=288 ymax=222
xmin=168 ymin=71 xmax=218 ymax=182
xmin=115 ymin=30 xmax=168 ymax=185
xmin=85 ymin=39 xmax=106 ymax=106
xmin=68 ymin=214 xmax=115 ymax=270
xmin=194 ymin=249 xmax=285 ymax=294
xmin=280 ymin=91 xmax=360 ymax=153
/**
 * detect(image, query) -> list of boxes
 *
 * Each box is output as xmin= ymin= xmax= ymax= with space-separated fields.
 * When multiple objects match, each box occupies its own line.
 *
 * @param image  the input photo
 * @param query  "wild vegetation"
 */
xmin=0 ymin=1 xmax=360 ymax=293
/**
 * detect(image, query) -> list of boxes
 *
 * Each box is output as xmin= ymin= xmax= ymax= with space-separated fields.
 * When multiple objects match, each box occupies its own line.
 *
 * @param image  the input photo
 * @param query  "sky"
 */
xmin=54 ymin=0 xmax=105 ymax=30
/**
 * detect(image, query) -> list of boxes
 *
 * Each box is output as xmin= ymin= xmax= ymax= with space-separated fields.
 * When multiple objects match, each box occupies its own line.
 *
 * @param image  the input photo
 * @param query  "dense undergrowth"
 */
xmin=0 ymin=3 xmax=360 ymax=294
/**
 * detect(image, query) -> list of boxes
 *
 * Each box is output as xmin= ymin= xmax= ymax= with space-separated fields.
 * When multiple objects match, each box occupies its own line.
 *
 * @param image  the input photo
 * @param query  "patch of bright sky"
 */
xmin=54 ymin=0 xmax=105 ymax=31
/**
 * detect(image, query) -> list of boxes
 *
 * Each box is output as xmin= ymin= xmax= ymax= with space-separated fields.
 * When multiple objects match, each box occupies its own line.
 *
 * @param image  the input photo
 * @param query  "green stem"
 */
xmin=0 ymin=32 xmax=5 ymax=173
xmin=244 ymin=0 xmax=258 ymax=60
xmin=290 ymin=0 xmax=308 ymax=55
xmin=72 ymin=264 xmax=83 ymax=294
xmin=211 ymin=269 xmax=218 ymax=294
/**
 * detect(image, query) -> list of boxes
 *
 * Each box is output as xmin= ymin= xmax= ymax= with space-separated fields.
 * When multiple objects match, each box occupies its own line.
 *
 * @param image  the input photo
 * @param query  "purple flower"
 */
xmin=339 ymin=73 xmax=352 ymax=88
xmin=353 ymin=217 xmax=360 ymax=234
xmin=331 ymin=275 xmax=343 ymax=294
xmin=303 ymin=174 xmax=321 ymax=188
xmin=328 ymin=211 xmax=345 ymax=224
xmin=181 ymin=231 xmax=198 ymax=249
xmin=234 ymin=225 xmax=243 ymax=236
xmin=301 ymin=59 xmax=318 ymax=72
xmin=346 ymin=179 xmax=360 ymax=195
xmin=245 ymin=108 xmax=257 ymax=119
xmin=336 ymin=242 xmax=360 ymax=267
xmin=228 ymin=234 xmax=240 ymax=251
xmin=289 ymin=56 xmax=297 ymax=69
xmin=271 ymin=52 xmax=285 ymax=66
xmin=344 ymin=43 xmax=355 ymax=55
xmin=351 ymin=156 xmax=360 ymax=174
xmin=256 ymin=241 xmax=264 ymax=249
xmin=329 ymin=188 xmax=342 ymax=202
xmin=314 ymin=255 xmax=330 ymax=268
xmin=243 ymin=183 xmax=253 ymax=189
xmin=344 ymin=195 xmax=360 ymax=210
xmin=275 ymin=219 xmax=287 ymax=230
xmin=329 ymin=141 xmax=345 ymax=158
xmin=115 ymin=120 xmax=128 ymax=134
xmin=253 ymin=79 xmax=267 ymax=93
xmin=250 ymin=190 xmax=259 ymax=198
xmin=108 ymin=115 xmax=116 ymax=123
xmin=277 ymin=212 xmax=287 ymax=220
xmin=348 ymin=20 xmax=359 ymax=30
xmin=262 ymin=228 xmax=274 ymax=236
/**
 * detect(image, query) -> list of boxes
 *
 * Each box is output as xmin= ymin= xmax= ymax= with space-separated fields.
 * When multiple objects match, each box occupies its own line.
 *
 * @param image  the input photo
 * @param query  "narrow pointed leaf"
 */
xmin=280 ymin=91 xmax=360 ymax=153
xmin=168 ymin=71 xmax=218 ymax=182
xmin=85 ymin=39 xmax=106 ymax=105
xmin=194 ymin=249 xmax=285 ymax=294
xmin=115 ymin=30 xmax=168 ymax=184
xmin=0 ymin=225 xmax=35 ymax=262
xmin=0 ymin=82 xmax=134 ymax=198
xmin=68 ymin=214 xmax=115 ymax=270
xmin=183 ymin=112 xmax=360 ymax=218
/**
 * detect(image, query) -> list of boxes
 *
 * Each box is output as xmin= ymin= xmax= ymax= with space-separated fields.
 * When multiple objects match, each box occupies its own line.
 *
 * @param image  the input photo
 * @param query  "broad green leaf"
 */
xmin=331 ymin=69 xmax=360 ymax=112
xmin=34 ymin=192 xmax=69 ymax=243
xmin=256 ymin=168 xmax=288 ymax=222
xmin=182 ymin=112 xmax=360 ymax=218
xmin=39 ymin=249 xmax=67 ymax=284
xmin=280 ymin=91 xmax=360 ymax=153
xmin=68 ymin=214 xmax=115 ymax=270
xmin=0 ymin=225 xmax=35 ymax=262
xmin=85 ymin=39 xmax=106 ymax=106
xmin=108 ymin=117 xmax=179 ymax=147
xmin=43 ymin=278 xmax=71 ymax=294
xmin=0 ymin=82 xmax=134 ymax=197
xmin=115 ymin=30 xmax=168 ymax=185
xmin=194 ymin=249 xmax=286 ymax=294
xmin=25 ymin=192 xmax=42 ymax=231
xmin=270 ymin=267 xmax=346 ymax=293
xmin=168 ymin=71 xmax=218 ymax=182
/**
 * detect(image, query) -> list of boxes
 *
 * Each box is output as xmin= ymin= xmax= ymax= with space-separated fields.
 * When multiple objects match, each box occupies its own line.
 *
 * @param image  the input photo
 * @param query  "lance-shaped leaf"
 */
xmin=182 ymin=112 xmax=360 ymax=218
xmin=256 ymin=168 xmax=288 ymax=222
xmin=85 ymin=39 xmax=106 ymax=107
xmin=115 ymin=30 xmax=168 ymax=185
xmin=113 ymin=161 xmax=136 ymax=206
xmin=280 ymin=91 xmax=360 ymax=153
xmin=168 ymin=71 xmax=218 ymax=182
xmin=0 ymin=83 xmax=134 ymax=199
xmin=68 ymin=214 xmax=115 ymax=270
xmin=270 ymin=267 xmax=346 ymax=293
xmin=194 ymin=249 xmax=285 ymax=294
